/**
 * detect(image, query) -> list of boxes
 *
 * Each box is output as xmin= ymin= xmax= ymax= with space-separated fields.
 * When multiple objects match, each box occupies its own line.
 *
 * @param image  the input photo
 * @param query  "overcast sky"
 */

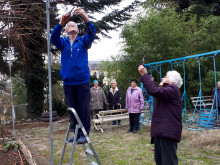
xmin=88 ymin=28 xmax=123 ymax=61
xmin=88 ymin=0 xmax=140 ymax=61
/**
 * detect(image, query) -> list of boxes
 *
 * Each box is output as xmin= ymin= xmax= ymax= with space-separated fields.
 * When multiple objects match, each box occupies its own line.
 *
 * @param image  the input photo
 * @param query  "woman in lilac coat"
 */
xmin=126 ymin=79 xmax=144 ymax=134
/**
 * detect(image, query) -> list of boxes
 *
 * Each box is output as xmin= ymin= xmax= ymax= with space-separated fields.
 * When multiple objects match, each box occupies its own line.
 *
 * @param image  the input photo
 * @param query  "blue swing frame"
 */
xmin=140 ymin=50 xmax=220 ymax=130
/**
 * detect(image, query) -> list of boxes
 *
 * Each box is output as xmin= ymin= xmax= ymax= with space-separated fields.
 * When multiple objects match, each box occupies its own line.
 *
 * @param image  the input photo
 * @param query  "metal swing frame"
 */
xmin=140 ymin=50 xmax=220 ymax=131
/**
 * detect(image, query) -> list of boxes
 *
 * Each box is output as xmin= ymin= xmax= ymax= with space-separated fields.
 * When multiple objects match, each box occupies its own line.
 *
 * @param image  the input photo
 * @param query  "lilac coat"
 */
xmin=126 ymin=86 xmax=144 ymax=113
xmin=141 ymin=74 xmax=182 ymax=143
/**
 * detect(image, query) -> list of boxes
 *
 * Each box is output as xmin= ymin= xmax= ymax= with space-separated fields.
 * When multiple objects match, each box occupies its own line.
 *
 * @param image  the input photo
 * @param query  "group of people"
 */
xmin=90 ymin=78 xmax=144 ymax=133
xmin=90 ymin=79 xmax=122 ymax=125
xmin=50 ymin=7 xmax=218 ymax=165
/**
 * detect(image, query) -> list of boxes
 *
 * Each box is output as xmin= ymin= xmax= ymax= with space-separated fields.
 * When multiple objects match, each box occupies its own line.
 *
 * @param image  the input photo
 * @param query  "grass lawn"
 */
xmin=18 ymin=119 xmax=220 ymax=165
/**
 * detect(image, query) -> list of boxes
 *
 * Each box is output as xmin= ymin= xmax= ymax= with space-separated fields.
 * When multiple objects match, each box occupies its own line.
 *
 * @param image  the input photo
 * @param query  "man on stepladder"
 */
xmin=51 ymin=7 xmax=96 ymax=144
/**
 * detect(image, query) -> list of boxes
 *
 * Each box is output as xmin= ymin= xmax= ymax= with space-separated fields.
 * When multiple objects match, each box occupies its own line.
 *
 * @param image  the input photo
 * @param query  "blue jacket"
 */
xmin=51 ymin=22 xmax=96 ymax=85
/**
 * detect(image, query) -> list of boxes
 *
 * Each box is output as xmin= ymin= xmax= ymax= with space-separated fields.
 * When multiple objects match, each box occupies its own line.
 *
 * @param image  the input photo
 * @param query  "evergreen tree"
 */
xmin=0 ymin=0 xmax=141 ymax=118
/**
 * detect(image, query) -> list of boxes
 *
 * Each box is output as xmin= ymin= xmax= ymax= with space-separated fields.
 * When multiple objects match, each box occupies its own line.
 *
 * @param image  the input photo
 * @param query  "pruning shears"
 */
xmin=62 ymin=0 xmax=81 ymax=24
xmin=142 ymin=56 xmax=145 ymax=66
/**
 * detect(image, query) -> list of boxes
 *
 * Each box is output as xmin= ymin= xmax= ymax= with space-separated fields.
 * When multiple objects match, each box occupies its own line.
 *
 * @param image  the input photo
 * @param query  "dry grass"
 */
xmin=182 ymin=128 xmax=220 ymax=154
xmin=17 ymin=119 xmax=220 ymax=165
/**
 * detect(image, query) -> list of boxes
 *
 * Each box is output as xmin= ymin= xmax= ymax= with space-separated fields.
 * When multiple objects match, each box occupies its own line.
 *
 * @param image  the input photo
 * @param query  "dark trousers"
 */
xmin=129 ymin=113 xmax=140 ymax=131
xmin=218 ymin=106 xmax=220 ymax=117
xmin=154 ymin=137 xmax=178 ymax=165
xmin=111 ymin=104 xmax=121 ymax=124
xmin=215 ymin=106 xmax=220 ymax=126
xmin=64 ymin=83 xmax=90 ymax=137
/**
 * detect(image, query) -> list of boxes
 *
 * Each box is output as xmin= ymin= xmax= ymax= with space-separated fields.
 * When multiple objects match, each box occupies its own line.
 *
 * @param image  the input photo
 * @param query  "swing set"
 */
xmin=141 ymin=50 xmax=220 ymax=131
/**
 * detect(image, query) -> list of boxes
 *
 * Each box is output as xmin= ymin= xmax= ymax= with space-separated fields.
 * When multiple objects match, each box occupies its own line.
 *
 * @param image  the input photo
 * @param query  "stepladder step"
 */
xmin=65 ymin=140 xmax=74 ymax=145
xmin=85 ymin=149 xmax=94 ymax=156
xmin=59 ymin=108 xmax=102 ymax=165
xmin=66 ymin=141 xmax=89 ymax=145
xmin=90 ymin=161 xmax=98 ymax=165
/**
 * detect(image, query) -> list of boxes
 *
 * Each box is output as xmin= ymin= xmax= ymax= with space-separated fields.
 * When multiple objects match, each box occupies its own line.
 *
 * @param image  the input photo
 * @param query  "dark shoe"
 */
xmin=133 ymin=129 xmax=137 ymax=134
xmin=127 ymin=129 xmax=133 ymax=133
xmin=70 ymin=128 xmax=75 ymax=132
xmin=77 ymin=136 xmax=87 ymax=144
xmin=67 ymin=136 xmax=76 ymax=143
xmin=117 ymin=122 xmax=121 ymax=125
xmin=112 ymin=121 xmax=116 ymax=125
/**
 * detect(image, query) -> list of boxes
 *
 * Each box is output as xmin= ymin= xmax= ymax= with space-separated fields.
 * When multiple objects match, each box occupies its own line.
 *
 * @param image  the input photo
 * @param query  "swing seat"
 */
xmin=198 ymin=108 xmax=217 ymax=128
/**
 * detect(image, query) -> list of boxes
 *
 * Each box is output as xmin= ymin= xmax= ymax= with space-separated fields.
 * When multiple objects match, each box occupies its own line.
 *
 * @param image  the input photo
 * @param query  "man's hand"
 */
xmin=138 ymin=65 xmax=147 ymax=76
xmin=74 ymin=7 xmax=89 ymax=23
xmin=60 ymin=12 xmax=71 ymax=26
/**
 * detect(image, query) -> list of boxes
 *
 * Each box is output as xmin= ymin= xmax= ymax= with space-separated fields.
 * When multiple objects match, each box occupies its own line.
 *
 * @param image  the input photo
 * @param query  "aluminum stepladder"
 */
xmin=59 ymin=107 xmax=102 ymax=165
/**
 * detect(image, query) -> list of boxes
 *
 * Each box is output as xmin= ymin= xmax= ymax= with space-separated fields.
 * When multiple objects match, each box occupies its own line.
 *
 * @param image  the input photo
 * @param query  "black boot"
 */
xmin=127 ymin=128 xmax=133 ymax=133
xmin=133 ymin=129 xmax=137 ymax=134
xmin=112 ymin=121 xmax=116 ymax=125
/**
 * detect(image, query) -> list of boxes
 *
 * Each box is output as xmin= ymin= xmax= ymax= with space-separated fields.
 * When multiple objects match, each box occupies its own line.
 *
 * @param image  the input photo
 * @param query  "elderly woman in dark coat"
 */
xmin=107 ymin=80 xmax=122 ymax=125
xmin=138 ymin=65 xmax=183 ymax=165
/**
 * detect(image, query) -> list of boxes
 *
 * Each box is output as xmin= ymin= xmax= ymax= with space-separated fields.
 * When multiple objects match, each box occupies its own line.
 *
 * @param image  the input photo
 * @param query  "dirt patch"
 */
xmin=15 ymin=117 xmax=68 ymax=131
xmin=54 ymin=130 xmax=67 ymax=135
xmin=16 ymin=122 xmax=50 ymax=130
xmin=0 ymin=147 xmax=29 ymax=165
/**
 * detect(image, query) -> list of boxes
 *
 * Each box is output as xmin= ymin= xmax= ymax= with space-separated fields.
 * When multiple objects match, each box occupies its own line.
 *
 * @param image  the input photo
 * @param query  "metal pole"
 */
xmin=182 ymin=61 xmax=187 ymax=123
xmin=213 ymin=56 xmax=219 ymax=128
xmin=46 ymin=0 xmax=53 ymax=164
xmin=9 ymin=47 xmax=15 ymax=137
xmin=7 ymin=13 xmax=15 ymax=137
xmin=159 ymin=65 xmax=162 ymax=82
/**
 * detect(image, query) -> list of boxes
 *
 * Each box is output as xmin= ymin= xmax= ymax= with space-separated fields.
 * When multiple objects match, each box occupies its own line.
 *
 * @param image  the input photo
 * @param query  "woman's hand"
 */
xmin=159 ymin=82 xmax=164 ymax=87
xmin=138 ymin=65 xmax=147 ymax=76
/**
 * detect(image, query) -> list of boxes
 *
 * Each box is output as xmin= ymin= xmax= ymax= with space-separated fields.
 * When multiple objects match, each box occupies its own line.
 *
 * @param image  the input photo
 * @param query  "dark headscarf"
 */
xmin=130 ymin=79 xmax=138 ymax=84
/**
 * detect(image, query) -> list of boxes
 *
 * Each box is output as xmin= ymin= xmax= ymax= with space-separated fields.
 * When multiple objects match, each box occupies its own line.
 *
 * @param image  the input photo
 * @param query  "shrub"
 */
xmin=52 ymin=98 xmax=67 ymax=116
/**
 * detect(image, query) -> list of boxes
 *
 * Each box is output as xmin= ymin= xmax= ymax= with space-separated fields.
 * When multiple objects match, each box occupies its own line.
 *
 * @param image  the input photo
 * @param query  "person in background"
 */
xmin=126 ymin=79 xmax=144 ymax=134
xmin=212 ymin=81 xmax=220 ymax=121
xmin=151 ymin=75 xmax=158 ymax=87
xmin=90 ymin=80 xmax=107 ymax=119
xmin=107 ymin=80 xmax=122 ymax=125
xmin=138 ymin=65 xmax=183 ymax=165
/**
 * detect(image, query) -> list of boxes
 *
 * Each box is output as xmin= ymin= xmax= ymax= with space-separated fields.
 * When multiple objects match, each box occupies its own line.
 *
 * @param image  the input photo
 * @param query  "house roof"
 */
xmin=88 ymin=61 xmax=101 ymax=70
